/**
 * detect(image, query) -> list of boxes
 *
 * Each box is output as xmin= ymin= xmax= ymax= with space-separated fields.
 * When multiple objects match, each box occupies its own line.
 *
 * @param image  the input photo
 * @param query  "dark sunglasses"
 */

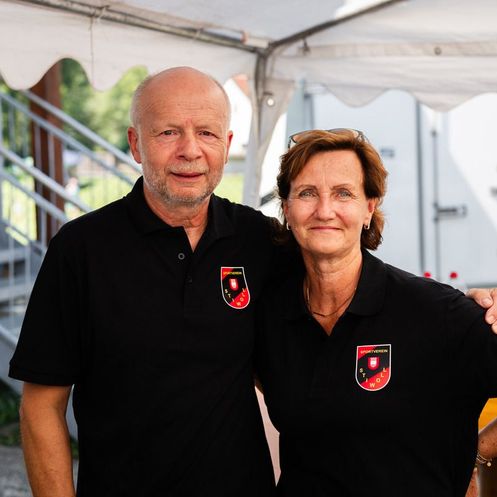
xmin=287 ymin=128 xmax=366 ymax=149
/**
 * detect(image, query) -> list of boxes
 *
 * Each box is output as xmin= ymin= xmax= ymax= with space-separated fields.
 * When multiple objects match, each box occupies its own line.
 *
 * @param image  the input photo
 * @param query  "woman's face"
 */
xmin=283 ymin=150 xmax=376 ymax=261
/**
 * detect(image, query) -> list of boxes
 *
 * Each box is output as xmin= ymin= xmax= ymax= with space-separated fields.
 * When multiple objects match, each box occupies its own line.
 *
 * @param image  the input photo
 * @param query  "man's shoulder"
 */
xmin=53 ymin=196 xmax=128 ymax=246
xmin=212 ymin=196 xmax=279 ymax=241
xmin=57 ymin=198 xmax=125 ymax=237
xmin=214 ymin=196 xmax=273 ymax=225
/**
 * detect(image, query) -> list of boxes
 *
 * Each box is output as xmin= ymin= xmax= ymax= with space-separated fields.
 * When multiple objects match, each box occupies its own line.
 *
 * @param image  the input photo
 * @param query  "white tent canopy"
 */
xmin=1 ymin=0 xmax=497 ymax=205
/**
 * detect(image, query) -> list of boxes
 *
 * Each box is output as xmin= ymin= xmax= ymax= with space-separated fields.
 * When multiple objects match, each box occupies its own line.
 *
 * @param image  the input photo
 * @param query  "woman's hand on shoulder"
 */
xmin=466 ymin=287 xmax=497 ymax=333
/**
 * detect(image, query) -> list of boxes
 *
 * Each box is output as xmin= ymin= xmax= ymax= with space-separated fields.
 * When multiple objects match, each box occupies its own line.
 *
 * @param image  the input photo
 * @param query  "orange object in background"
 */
xmin=479 ymin=399 xmax=497 ymax=497
xmin=480 ymin=399 xmax=497 ymax=430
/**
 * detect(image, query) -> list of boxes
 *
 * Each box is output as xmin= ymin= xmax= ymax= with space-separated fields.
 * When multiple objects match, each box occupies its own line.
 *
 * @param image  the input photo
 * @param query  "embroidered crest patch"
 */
xmin=355 ymin=344 xmax=391 ymax=391
xmin=220 ymin=267 xmax=250 ymax=310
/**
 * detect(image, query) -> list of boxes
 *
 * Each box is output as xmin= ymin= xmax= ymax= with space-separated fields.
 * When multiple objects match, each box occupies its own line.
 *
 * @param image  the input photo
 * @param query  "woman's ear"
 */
xmin=282 ymin=200 xmax=289 ymax=222
xmin=365 ymin=198 xmax=377 ymax=224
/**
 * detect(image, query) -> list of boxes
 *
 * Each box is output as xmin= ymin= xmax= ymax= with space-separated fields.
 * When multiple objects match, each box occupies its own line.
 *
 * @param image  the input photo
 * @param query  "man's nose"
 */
xmin=176 ymin=133 xmax=202 ymax=161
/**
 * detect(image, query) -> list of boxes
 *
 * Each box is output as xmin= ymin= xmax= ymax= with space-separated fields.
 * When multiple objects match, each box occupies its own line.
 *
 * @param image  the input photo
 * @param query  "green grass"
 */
xmin=73 ymin=175 xmax=134 ymax=213
xmin=215 ymin=173 xmax=244 ymax=203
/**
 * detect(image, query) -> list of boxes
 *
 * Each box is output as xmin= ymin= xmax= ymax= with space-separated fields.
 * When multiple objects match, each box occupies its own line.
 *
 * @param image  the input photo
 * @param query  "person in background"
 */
xmin=256 ymin=128 xmax=497 ymax=497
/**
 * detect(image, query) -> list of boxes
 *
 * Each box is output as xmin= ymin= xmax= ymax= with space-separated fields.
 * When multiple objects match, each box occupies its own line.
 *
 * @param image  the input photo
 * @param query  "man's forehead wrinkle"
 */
xmin=142 ymin=96 xmax=228 ymax=135
xmin=136 ymin=70 xmax=230 ymax=127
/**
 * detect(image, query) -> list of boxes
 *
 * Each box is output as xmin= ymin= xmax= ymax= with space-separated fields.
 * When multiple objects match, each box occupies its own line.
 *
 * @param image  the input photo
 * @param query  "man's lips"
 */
xmin=171 ymin=171 xmax=204 ymax=179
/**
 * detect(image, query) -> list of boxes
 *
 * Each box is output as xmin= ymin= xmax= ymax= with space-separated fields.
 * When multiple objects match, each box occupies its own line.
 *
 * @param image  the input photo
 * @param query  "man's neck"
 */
xmin=144 ymin=188 xmax=210 ymax=251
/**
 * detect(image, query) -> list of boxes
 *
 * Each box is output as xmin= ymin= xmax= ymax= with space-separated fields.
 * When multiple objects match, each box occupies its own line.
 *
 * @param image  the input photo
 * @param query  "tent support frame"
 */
xmin=17 ymin=0 xmax=407 ymax=208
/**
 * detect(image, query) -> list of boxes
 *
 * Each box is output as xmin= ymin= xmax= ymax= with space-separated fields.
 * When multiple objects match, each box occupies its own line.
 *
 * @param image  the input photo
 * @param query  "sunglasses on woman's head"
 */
xmin=287 ymin=128 xmax=366 ymax=149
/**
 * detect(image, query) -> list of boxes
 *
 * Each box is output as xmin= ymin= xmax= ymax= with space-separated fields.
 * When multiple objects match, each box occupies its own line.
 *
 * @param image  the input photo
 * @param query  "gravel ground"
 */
xmin=0 ymin=446 xmax=30 ymax=497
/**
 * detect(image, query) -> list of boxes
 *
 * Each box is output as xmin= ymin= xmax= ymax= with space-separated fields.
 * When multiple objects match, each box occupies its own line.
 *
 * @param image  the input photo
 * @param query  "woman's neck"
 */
xmin=302 ymin=248 xmax=363 ymax=334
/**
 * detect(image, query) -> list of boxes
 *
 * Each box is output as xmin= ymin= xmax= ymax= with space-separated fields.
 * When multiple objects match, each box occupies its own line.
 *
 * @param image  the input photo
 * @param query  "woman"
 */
xmin=256 ymin=129 xmax=497 ymax=497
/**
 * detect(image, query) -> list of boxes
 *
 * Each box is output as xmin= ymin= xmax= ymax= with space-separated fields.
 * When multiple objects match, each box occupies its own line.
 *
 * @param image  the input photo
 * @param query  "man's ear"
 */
xmin=224 ymin=130 xmax=234 ymax=163
xmin=128 ymin=127 xmax=142 ymax=164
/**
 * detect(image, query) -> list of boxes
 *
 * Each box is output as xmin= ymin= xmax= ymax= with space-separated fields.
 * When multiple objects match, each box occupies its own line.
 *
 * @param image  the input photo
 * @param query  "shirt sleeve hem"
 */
xmin=8 ymin=364 xmax=76 ymax=386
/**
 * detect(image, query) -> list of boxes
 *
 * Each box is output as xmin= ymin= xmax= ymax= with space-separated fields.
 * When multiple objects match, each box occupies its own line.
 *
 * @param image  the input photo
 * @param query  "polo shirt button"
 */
xmin=187 ymin=277 xmax=193 ymax=284
xmin=178 ymin=253 xmax=185 ymax=260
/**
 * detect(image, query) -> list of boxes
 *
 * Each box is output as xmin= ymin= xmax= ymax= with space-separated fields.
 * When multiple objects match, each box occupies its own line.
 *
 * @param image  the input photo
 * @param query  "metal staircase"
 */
xmin=0 ymin=89 xmax=140 ymax=402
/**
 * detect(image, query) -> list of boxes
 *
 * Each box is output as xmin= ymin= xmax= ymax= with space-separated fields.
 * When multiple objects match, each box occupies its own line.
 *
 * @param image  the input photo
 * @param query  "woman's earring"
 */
xmin=363 ymin=222 xmax=370 ymax=230
xmin=286 ymin=222 xmax=291 ymax=231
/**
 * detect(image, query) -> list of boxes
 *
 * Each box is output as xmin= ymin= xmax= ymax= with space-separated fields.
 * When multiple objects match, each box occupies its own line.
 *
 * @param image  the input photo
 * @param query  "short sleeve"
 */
xmin=9 ymin=231 xmax=84 ymax=386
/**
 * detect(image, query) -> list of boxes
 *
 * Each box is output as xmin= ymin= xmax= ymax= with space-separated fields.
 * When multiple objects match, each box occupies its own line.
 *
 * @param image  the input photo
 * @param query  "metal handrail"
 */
xmin=0 ymin=89 xmax=113 ymax=354
xmin=0 ymin=92 xmax=136 ymax=185
xmin=0 ymin=217 xmax=45 ymax=254
xmin=0 ymin=168 xmax=69 ymax=224
xmin=0 ymin=146 xmax=91 ymax=213
xmin=22 ymin=89 xmax=141 ymax=175
xmin=0 ymin=322 xmax=18 ymax=348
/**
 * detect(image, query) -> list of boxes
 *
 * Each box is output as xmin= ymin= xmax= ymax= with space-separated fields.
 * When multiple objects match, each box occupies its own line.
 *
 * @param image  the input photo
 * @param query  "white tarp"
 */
xmin=1 ymin=0 xmax=497 ymax=204
xmin=2 ymin=0 xmax=497 ymax=106
xmin=0 ymin=0 xmax=255 ymax=90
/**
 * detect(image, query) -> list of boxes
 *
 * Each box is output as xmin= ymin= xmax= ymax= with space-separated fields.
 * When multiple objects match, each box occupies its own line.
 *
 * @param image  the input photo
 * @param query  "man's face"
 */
xmin=128 ymin=74 xmax=233 ymax=209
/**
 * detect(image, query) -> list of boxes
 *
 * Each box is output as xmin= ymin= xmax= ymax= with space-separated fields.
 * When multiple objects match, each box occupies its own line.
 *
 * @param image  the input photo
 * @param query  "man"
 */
xmin=10 ymin=67 xmax=276 ymax=497
xmin=8 ymin=67 xmax=497 ymax=497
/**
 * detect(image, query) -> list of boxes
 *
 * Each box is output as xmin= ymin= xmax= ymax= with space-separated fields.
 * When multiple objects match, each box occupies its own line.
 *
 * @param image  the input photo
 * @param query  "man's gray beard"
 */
xmin=156 ymin=187 xmax=211 ymax=207
xmin=144 ymin=171 xmax=214 ymax=208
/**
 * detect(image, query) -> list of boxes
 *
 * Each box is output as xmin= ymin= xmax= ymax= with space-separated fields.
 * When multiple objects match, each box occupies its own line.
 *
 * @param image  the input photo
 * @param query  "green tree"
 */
xmin=60 ymin=59 xmax=147 ymax=151
xmin=0 ymin=81 xmax=29 ymax=157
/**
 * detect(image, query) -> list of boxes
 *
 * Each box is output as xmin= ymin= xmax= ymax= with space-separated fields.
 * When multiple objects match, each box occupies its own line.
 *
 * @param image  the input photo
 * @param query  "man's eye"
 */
xmin=199 ymin=131 xmax=215 ymax=137
xmin=161 ymin=130 xmax=175 ymax=136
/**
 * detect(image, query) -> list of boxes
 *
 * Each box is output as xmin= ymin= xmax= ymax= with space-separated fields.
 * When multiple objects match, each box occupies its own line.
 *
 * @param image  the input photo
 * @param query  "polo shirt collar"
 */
xmin=347 ymin=249 xmax=386 ymax=316
xmin=207 ymin=194 xmax=236 ymax=240
xmin=125 ymin=177 xmax=235 ymax=240
xmin=283 ymin=248 xmax=386 ymax=321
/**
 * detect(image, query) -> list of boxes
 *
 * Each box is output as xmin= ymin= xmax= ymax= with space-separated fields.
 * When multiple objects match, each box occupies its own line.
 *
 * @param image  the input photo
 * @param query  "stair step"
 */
xmin=0 ymin=247 xmax=28 ymax=265
xmin=0 ymin=276 xmax=34 ymax=302
xmin=0 ymin=313 xmax=23 ymax=339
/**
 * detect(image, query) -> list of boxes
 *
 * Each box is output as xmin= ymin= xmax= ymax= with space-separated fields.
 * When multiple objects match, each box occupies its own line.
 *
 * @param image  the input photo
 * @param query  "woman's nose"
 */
xmin=314 ymin=194 xmax=336 ymax=220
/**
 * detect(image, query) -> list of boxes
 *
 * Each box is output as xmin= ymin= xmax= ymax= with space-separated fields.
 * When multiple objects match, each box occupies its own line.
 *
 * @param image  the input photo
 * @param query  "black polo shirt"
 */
xmin=256 ymin=250 xmax=497 ymax=497
xmin=10 ymin=178 xmax=276 ymax=497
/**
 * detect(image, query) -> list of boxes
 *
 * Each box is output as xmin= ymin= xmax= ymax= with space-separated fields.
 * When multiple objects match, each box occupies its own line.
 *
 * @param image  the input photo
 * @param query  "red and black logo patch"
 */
xmin=220 ymin=267 xmax=250 ymax=310
xmin=355 ymin=344 xmax=391 ymax=391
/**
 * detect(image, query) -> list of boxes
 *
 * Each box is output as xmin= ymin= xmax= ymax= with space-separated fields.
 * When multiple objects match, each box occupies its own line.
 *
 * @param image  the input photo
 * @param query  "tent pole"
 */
xmin=242 ymin=53 xmax=267 ymax=208
xmin=415 ymin=101 xmax=426 ymax=275
xmin=268 ymin=0 xmax=404 ymax=50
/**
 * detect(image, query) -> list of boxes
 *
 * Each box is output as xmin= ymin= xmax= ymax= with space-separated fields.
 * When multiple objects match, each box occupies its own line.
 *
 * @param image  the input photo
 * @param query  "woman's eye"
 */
xmin=337 ymin=190 xmax=352 ymax=199
xmin=298 ymin=190 xmax=317 ymax=199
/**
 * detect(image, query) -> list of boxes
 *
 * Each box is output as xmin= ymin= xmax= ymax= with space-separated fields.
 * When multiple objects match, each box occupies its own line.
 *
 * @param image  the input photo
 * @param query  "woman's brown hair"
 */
xmin=277 ymin=129 xmax=388 ymax=250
